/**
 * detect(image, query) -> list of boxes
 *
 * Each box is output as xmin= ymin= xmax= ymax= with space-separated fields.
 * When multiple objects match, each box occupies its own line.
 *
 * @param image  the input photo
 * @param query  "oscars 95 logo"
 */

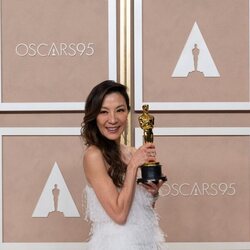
xmin=15 ymin=42 xmax=95 ymax=57
xmin=160 ymin=182 xmax=236 ymax=197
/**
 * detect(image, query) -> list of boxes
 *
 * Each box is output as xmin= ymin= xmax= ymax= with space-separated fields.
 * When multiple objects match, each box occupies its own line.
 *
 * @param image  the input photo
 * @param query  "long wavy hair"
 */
xmin=81 ymin=80 xmax=130 ymax=187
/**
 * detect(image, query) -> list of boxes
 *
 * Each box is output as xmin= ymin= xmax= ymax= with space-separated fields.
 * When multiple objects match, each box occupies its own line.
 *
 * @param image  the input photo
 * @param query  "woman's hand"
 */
xmin=141 ymin=180 xmax=164 ymax=197
xmin=141 ymin=180 xmax=165 ymax=207
xmin=128 ymin=143 xmax=157 ymax=169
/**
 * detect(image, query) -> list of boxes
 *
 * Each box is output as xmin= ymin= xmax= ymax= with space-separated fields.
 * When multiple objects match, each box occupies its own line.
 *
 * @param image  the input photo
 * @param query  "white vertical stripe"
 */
xmin=108 ymin=0 xmax=117 ymax=81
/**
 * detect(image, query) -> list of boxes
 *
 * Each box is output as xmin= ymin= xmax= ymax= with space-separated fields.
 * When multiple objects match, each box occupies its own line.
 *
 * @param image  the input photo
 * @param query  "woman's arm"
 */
xmin=84 ymin=143 xmax=156 ymax=225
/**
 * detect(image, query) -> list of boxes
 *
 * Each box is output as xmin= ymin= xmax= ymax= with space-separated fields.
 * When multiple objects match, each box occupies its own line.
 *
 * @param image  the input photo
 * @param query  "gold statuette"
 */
xmin=138 ymin=104 xmax=154 ymax=143
xmin=137 ymin=105 xmax=167 ymax=184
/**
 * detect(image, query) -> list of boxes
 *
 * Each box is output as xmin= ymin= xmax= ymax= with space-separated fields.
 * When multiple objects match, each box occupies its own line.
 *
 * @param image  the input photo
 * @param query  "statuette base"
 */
xmin=137 ymin=163 xmax=167 ymax=184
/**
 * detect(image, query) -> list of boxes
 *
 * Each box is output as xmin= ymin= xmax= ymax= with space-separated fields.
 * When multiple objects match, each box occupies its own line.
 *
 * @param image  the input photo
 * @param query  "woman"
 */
xmin=81 ymin=80 xmax=166 ymax=250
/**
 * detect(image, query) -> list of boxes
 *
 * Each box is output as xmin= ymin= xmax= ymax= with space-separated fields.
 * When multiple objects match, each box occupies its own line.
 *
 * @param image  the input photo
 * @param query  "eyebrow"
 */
xmin=101 ymin=104 xmax=126 ymax=110
xmin=116 ymin=105 xmax=126 ymax=109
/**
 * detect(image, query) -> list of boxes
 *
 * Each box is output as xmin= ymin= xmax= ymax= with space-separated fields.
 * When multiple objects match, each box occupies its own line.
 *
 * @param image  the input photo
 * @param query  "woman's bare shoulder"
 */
xmin=83 ymin=146 xmax=107 ymax=172
xmin=83 ymin=146 xmax=110 ymax=186
xmin=84 ymin=145 xmax=102 ymax=160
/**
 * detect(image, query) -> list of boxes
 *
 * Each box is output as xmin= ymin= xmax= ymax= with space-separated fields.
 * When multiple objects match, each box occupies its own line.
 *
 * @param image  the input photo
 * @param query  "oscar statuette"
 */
xmin=137 ymin=105 xmax=167 ymax=184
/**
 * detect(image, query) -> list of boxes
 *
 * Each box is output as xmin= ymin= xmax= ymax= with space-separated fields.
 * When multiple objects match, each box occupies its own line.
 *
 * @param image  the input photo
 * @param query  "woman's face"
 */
xmin=96 ymin=92 xmax=129 ymax=143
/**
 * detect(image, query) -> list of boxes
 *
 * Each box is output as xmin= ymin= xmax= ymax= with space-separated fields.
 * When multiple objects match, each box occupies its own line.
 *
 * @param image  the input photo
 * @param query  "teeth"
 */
xmin=107 ymin=127 xmax=118 ymax=132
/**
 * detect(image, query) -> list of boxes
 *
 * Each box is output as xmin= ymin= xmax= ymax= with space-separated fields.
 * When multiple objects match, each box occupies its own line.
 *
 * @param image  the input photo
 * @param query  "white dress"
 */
xmin=84 ymin=184 xmax=166 ymax=250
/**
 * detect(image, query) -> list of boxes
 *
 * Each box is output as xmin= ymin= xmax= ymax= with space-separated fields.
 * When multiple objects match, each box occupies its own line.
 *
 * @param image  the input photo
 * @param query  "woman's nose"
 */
xmin=108 ymin=112 xmax=117 ymax=123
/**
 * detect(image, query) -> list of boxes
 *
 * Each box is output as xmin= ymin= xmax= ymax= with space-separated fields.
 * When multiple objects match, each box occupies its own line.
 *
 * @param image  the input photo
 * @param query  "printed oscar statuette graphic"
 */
xmin=137 ymin=105 xmax=167 ymax=184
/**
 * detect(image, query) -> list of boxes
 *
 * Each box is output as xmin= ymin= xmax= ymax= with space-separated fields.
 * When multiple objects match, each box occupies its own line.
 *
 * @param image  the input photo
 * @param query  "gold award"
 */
xmin=137 ymin=104 xmax=167 ymax=184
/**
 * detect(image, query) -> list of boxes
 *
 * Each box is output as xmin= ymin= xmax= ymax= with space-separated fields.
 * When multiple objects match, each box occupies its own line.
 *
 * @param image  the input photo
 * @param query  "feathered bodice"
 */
xmin=84 ymin=185 xmax=166 ymax=250
xmin=85 ymin=184 xmax=154 ymax=223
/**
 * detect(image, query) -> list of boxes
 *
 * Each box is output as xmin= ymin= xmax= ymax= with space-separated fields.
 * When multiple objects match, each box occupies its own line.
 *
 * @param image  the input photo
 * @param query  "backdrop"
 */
xmin=0 ymin=0 xmax=250 ymax=249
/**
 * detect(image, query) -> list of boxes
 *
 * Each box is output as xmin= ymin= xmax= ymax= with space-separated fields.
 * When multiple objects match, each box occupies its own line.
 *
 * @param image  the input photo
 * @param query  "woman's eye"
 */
xmin=100 ymin=110 xmax=108 ymax=114
xmin=117 ymin=108 xmax=125 ymax=112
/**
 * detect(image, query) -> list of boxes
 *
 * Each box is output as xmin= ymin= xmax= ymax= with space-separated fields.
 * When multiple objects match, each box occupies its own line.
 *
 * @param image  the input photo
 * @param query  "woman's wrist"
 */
xmin=127 ymin=158 xmax=139 ymax=171
xmin=152 ymin=191 xmax=159 ymax=202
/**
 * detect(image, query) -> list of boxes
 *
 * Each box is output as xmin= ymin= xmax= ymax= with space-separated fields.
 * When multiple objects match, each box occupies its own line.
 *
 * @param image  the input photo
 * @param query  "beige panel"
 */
xmin=3 ymin=135 xmax=89 ymax=242
xmin=132 ymin=113 xmax=250 ymax=128
xmin=131 ymin=112 xmax=250 ymax=145
xmin=142 ymin=0 xmax=249 ymax=102
xmin=0 ymin=113 xmax=83 ymax=127
xmin=2 ymin=0 xmax=109 ymax=102
xmin=153 ymin=136 xmax=250 ymax=242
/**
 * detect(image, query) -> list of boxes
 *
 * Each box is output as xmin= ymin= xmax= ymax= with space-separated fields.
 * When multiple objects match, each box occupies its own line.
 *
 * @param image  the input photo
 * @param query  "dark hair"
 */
xmin=81 ymin=80 xmax=130 ymax=187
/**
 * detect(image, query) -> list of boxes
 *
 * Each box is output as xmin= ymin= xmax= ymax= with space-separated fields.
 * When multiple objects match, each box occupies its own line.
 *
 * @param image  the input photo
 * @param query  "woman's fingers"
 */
xmin=141 ymin=181 xmax=159 ymax=196
xmin=132 ymin=143 xmax=158 ymax=167
xmin=143 ymin=143 xmax=157 ymax=162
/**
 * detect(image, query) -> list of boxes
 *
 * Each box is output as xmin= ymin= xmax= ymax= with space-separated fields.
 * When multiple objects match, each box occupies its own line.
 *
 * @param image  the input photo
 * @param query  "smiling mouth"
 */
xmin=107 ymin=127 xmax=120 ymax=133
